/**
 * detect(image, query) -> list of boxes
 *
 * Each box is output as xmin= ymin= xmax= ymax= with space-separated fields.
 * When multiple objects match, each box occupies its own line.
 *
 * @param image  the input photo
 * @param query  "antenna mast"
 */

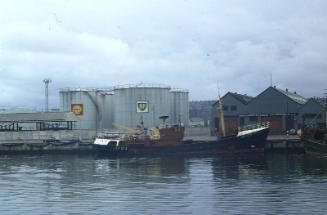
xmin=43 ymin=78 xmax=52 ymax=112
xmin=217 ymin=83 xmax=226 ymax=138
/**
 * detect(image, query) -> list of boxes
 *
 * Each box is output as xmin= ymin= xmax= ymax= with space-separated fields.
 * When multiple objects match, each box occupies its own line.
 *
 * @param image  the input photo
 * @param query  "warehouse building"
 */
xmin=0 ymin=112 xmax=90 ymax=143
xmin=0 ymin=107 xmax=37 ymax=114
xmin=210 ymin=92 xmax=253 ymax=136
xmin=211 ymin=86 xmax=325 ymax=135
xmin=241 ymin=86 xmax=306 ymax=134
xmin=60 ymin=84 xmax=189 ymax=130
xmin=299 ymin=98 xmax=326 ymax=128
xmin=0 ymin=112 xmax=77 ymax=132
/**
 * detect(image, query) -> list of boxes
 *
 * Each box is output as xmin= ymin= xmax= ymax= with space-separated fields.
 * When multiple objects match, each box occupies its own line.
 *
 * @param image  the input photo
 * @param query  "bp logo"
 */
xmin=136 ymin=101 xmax=149 ymax=113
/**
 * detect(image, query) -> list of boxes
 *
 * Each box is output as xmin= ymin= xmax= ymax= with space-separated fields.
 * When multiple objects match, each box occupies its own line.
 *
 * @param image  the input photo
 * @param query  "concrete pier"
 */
xmin=0 ymin=130 xmax=303 ymax=154
xmin=265 ymin=135 xmax=303 ymax=152
xmin=183 ymin=135 xmax=303 ymax=153
xmin=0 ymin=140 xmax=93 ymax=153
xmin=0 ymin=130 xmax=95 ymax=153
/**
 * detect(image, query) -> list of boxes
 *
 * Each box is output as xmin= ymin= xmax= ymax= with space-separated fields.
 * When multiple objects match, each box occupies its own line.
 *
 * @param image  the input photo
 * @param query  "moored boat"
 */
xmin=301 ymin=96 xmax=327 ymax=155
xmin=93 ymin=123 xmax=269 ymax=156
xmin=302 ymin=127 xmax=327 ymax=155
xmin=93 ymin=92 xmax=270 ymax=156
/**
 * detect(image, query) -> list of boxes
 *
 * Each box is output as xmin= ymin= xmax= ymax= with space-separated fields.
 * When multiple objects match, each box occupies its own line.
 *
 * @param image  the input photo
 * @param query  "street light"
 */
xmin=43 ymin=78 xmax=52 ymax=112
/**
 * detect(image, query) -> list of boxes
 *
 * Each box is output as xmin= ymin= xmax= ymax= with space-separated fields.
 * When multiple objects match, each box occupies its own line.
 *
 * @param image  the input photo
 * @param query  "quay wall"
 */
xmin=0 ymin=130 xmax=96 ymax=143
xmin=0 ymin=128 xmax=304 ymax=153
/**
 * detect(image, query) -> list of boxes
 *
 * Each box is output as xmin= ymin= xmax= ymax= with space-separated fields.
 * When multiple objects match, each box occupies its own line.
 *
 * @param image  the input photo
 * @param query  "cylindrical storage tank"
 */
xmin=112 ymin=84 xmax=171 ymax=128
xmin=102 ymin=93 xmax=115 ymax=129
xmin=59 ymin=89 xmax=99 ymax=129
xmin=170 ymin=90 xmax=189 ymax=126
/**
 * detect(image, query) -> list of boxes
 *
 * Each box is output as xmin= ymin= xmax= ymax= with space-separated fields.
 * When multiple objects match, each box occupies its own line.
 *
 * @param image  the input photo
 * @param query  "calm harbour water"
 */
xmin=1 ymin=153 xmax=327 ymax=214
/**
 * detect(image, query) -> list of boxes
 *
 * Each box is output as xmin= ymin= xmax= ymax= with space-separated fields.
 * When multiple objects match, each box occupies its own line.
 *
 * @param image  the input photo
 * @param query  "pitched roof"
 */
xmin=229 ymin=92 xmax=253 ymax=104
xmin=275 ymin=87 xmax=307 ymax=104
xmin=304 ymin=97 xmax=326 ymax=107
xmin=213 ymin=92 xmax=253 ymax=106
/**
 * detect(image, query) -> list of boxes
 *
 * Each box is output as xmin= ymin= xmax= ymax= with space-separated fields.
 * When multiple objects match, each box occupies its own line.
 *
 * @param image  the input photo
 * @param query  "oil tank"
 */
xmin=59 ymin=89 xmax=107 ymax=130
xmin=59 ymin=84 xmax=190 ymax=130
xmin=112 ymin=84 xmax=171 ymax=128
xmin=170 ymin=90 xmax=189 ymax=126
xmin=102 ymin=93 xmax=114 ymax=129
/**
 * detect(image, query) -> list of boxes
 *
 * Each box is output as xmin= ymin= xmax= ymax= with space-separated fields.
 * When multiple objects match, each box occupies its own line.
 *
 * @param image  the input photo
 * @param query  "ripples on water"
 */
xmin=1 ymin=153 xmax=327 ymax=214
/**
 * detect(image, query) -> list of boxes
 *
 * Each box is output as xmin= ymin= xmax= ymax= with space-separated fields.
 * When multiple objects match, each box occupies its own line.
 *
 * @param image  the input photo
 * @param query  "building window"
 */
xmin=223 ymin=106 xmax=228 ymax=111
xmin=231 ymin=105 xmax=237 ymax=111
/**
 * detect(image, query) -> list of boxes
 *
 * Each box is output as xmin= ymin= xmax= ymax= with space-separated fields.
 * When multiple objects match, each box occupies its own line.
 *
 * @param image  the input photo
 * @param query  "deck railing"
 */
xmin=238 ymin=121 xmax=270 ymax=132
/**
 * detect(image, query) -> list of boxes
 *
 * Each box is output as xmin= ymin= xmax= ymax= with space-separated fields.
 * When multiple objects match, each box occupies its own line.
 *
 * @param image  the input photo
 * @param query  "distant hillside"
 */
xmin=189 ymin=100 xmax=216 ymax=126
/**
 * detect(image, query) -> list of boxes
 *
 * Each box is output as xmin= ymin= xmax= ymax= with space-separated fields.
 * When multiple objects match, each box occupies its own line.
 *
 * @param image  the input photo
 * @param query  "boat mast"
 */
xmin=217 ymin=87 xmax=226 ymax=138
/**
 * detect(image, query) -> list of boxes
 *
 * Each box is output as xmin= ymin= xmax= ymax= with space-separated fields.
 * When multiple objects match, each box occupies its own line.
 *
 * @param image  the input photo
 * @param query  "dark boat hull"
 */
xmin=303 ymin=138 xmax=327 ymax=155
xmin=94 ymin=127 xmax=269 ymax=156
xmin=302 ymin=127 xmax=327 ymax=155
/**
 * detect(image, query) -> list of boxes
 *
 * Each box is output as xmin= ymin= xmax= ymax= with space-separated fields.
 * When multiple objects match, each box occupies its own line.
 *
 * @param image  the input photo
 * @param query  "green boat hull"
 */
xmin=303 ymin=138 xmax=327 ymax=155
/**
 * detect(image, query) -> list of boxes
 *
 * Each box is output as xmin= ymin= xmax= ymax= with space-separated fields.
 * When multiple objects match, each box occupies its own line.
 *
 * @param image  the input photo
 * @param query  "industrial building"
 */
xmin=0 ymin=107 xmax=37 ymax=114
xmin=299 ymin=98 xmax=326 ymax=128
xmin=60 ymin=84 xmax=189 ymax=130
xmin=211 ymin=86 xmax=326 ymax=135
xmin=242 ymin=87 xmax=306 ymax=134
xmin=0 ymin=112 xmax=77 ymax=132
xmin=210 ymin=92 xmax=253 ymax=136
xmin=0 ymin=112 xmax=96 ymax=145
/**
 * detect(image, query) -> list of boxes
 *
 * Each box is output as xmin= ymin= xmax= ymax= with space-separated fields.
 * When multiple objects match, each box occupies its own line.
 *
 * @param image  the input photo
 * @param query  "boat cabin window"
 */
xmin=108 ymin=140 xmax=119 ymax=147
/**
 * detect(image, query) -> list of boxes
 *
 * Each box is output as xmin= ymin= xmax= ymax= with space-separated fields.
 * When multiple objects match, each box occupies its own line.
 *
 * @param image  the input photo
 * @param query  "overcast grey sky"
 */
xmin=0 ymin=0 xmax=326 ymax=109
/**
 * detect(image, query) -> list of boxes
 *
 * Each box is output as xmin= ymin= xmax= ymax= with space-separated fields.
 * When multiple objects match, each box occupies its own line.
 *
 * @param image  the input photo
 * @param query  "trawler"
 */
xmin=94 ymin=97 xmax=269 ymax=156
xmin=301 ymin=97 xmax=327 ymax=155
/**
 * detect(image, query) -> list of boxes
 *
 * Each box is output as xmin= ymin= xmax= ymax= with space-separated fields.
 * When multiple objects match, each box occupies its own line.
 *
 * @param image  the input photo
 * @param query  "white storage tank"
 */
xmin=112 ymin=84 xmax=171 ymax=128
xmin=102 ymin=93 xmax=114 ymax=129
xmin=59 ymin=84 xmax=190 ymax=130
xmin=59 ymin=89 xmax=109 ymax=130
xmin=170 ymin=89 xmax=189 ymax=126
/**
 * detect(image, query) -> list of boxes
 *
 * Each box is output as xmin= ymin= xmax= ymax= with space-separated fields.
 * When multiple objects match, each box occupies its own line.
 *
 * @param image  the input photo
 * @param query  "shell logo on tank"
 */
xmin=136 ymin=101 xmax=149 ymax=113
xmin=71 ymin=104 xmax=84 ymax=116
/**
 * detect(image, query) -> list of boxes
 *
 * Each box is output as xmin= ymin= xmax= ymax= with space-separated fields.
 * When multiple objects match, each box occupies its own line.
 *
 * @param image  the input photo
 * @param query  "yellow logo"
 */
xmin=137 ymin=101 xmax=149 ymax=113
xmin=138 ymin=103 xmax=147 ymax=111
xmin=71 ymin=104 xmax=83 ymax=116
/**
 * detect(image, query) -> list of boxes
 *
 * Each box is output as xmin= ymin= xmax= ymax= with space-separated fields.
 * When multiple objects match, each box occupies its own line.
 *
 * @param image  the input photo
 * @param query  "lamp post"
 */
xmin=43 ymin=78 xmax=52 ymax=112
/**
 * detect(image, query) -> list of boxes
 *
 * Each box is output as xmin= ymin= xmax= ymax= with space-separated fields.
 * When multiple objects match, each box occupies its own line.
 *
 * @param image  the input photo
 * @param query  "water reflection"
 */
xmin=211 ymin=154 xmax=267 ymax=182
xmin=1 ymin=154 xmax=327 ymax=214
xmin=209 ymin=153 xmax=327 ymax=214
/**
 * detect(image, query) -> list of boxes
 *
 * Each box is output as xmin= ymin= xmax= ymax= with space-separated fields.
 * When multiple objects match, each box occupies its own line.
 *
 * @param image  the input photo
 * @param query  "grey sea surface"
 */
xmin=0 ymin=153 xmax=327 ymax=214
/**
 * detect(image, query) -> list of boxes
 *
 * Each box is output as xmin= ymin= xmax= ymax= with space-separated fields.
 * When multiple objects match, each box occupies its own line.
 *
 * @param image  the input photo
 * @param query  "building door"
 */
xmin=224 ymin=116 xmax=239 ymax=136
xmin=261 ymin=115 xmax=283 ymax=135
xmin=285 ymin=114 xmax=295 ymax=131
